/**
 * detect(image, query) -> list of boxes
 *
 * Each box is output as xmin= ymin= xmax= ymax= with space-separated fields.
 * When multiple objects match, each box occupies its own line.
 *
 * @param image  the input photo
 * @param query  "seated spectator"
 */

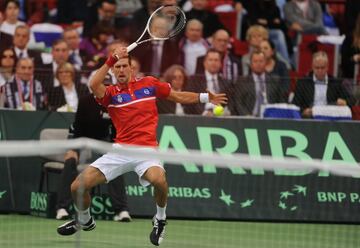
xmin=0 ymin=0 xmax=25 ymax=36
xmin=195 ymin=29 xmax=241 ymax=81
xmin=40 ymin=39 xmax=70 ymax=93
xmin=293 ymin=51 xmax=351 ymax=118
xmin=185 ymin=49 xmax=232 ymax=116
xmin=0 ymin=48 xmax=16 ymax=108
xmin=11 ymin=25 xmax=43 ymax=67
xmin=245 ymin=0 xmax=291 ymax=63
xmin=47 ymin=62 xmax=89 ymax=112
xmin=63 ymin=27 xmax=86 ymax=71
xmin=80 ymin=23 xmax=114 ymax=69
xmin=0 ymin=48 xmax=16 ymax=86
xmin=259 ymin=39 xmax=290 ymax=100
xmin=157 ymin=64 xmax=188 ymax=114
xmin=341 ymin=15 xmax=360 ymax=79
xmin=284 ymin=0 xmax=327 ymax=36
xmin=242 ymin=25 xmax=269 ymax=76
xmin=185 ymin=0 xmax=225 ymax=38
xmin=132 ymin=15 xmax=180 ymax=76
xmin=231 ymin=51 xmax=287 ymax=116
xmin=179 ymin=19 xmax=209 ymax=75
xmin=4 ymin=58 xmax=46 ymax=110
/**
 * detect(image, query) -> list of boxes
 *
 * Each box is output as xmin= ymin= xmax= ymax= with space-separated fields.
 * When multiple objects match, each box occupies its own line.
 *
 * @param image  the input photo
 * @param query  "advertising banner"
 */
xmin=0 ymin=111 xmax=359 ymax=222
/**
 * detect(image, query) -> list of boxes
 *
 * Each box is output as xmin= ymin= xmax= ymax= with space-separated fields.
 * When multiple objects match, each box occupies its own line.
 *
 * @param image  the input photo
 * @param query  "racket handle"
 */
xmin=127 ymin=42 xmax=138 ymax=53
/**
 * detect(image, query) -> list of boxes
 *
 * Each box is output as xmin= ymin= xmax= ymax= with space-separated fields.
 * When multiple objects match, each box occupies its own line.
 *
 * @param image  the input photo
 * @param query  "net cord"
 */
xmin=0 ymin=138 xmax=359 ymax=177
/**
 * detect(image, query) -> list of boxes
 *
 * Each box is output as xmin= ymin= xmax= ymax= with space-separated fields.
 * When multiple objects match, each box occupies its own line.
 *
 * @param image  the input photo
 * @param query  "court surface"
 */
xmin=0 ymin=215 xmax=358 ymax=248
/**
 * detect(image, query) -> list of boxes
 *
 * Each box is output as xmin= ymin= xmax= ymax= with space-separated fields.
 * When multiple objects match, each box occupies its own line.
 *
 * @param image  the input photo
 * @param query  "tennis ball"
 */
xmin=213 ymin=105 xmax=224 ymax=116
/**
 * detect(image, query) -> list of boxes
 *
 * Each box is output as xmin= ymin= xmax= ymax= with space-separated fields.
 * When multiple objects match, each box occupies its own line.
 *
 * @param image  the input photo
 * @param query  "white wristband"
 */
xmin=199 ymin=93 xmax=209 ymax=103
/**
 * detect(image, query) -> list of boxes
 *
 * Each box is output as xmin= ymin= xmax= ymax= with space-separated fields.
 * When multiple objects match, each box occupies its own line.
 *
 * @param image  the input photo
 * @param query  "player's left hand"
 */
xmin=207 ymin=90 xmax=228 ymax=105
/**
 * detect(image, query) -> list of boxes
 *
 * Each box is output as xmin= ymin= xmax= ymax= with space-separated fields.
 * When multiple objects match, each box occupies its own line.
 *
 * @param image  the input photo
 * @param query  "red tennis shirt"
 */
xmin=96 ymin=76 xmax=171 ymax=146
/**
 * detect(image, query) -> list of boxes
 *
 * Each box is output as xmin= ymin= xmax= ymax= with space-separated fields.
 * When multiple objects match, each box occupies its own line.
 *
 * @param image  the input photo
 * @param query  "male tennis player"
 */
xmin=57 ymin=46 xmax=227 ymax=246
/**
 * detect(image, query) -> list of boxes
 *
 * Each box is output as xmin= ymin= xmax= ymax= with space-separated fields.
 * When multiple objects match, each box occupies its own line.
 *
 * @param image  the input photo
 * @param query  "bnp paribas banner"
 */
xmin=0 ymin=111 xmax=360 ymax=222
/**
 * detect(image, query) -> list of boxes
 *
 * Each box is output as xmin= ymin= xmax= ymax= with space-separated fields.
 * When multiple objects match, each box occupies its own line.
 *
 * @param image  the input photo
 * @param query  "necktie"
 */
xmin=19 ymin=51 xmax=24 ymax=58
xmin=212 ymin=76 xmax=219 ymax=93
xmin=23 ymin=81 xmax=29 ymax=100
xmin=69 ymin=52 xmax=76 ymax=64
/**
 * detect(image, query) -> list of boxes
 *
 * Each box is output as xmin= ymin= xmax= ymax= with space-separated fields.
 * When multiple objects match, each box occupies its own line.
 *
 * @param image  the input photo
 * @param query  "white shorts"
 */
xmin=90 ymin=144 xmax=164 ymax=187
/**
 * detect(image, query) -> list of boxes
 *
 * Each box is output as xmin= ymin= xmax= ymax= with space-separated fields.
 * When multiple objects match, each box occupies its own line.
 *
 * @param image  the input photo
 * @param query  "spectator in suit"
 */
xmin=195 ymin=29 xmax=241 ymax=82
xmin=284 ymin=0 xmax=327 ymax=35
xmin=341 ymin=15 xmax=360 ymax=79
xmin=47 ymin=62 xmax=89 ymax=112
xmin=179 ymin=19 xmax=209 ymax=76
xmin=293 ymin=51 xmax=351 ymax=118
xmin=231 ymin=51 xmax=287 ymax=116
xmin=157 ymin=64 xmax=188 ymax=114
xmin=132 ymin=16 xmax=180 ymax=76
xmin=63 ymin=27 xmax=86 ymax=71
xmin=185 ymin=0 xmax=225 ymax=38
xmin=185 ymin=49 xmax=232 ymax=116
xmin=4 ymin=57 xmax=46 ymax=110
xmin=0 ymin=48 xmax=16 ymax=107
xmin=259 ymin=39 xmax=290 ymax=101
xmin=40 ymin=39 xmax=70 ymax=93
xmin=11 ymin=25 xmax=43 ymax=67
xmin=0 ymin=0 xmax=25 ymax=35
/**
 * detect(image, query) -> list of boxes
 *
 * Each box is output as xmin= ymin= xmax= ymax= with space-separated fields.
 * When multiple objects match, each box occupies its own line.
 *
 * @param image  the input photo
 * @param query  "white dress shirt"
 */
xmin=183 ymin=40 xmax=207 ymax=75
xmin=313 ymin=74 xmax=328 ymax=106
xmin=62 ymin=84 xmax=78 ymax=112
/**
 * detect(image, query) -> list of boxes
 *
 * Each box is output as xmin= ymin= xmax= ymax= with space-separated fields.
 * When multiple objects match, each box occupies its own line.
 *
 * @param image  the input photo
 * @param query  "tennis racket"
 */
xmin=126 ymin=5 xmax=186 ymax=53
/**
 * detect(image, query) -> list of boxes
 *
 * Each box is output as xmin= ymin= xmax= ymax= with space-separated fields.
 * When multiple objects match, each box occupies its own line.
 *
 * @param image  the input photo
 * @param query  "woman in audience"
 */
xmin=157 ymin=64 xmax=188 ymax=114
xmin=0 ymin=48 xmax=16 ymax=107
xmin=47 ymin=62 xmax=89 ymax=112
xmin=245 ymin=0 xmax=291 ymax=64
xmin=0 ymin=0 xmax=25 ymax=35
xmin=260 ymin=39 xmax=290 ymax=100
xmin=241 ymin=25 xmax=269 ymax=75
xmin=79 ymin=22 xmax=115 ymax=69
xmin=341 ymin=15 xmax=360 ymax=80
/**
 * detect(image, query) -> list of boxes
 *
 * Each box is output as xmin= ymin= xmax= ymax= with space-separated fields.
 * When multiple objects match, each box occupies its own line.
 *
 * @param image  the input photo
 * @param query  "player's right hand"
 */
xmin=113 ymin=47 xmax=128 ymax=60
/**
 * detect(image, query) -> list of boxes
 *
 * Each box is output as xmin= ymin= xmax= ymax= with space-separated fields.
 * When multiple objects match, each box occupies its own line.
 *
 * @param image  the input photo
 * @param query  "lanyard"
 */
xmin=16 ymin=76 xmax=33 ymax=108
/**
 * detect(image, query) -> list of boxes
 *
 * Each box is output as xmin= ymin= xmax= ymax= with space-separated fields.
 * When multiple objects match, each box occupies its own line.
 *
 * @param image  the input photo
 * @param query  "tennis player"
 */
xmin=57 ymin=46 xmax=227 ymax=246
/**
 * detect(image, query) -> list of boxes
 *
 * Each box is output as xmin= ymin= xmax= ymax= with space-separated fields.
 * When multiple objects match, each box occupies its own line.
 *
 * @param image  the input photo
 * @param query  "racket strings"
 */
xmin=148 ymin=6 xmax=186 ymax=39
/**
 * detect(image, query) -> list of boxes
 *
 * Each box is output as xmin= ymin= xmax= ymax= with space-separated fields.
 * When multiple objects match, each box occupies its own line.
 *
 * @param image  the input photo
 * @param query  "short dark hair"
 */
xmin=99 ymin=0 xmax=116 ymax=8
xmin=250 ymin=50 xmax=265 ymax=62
xmin=204 ymin=48 xmax=222 ymax=60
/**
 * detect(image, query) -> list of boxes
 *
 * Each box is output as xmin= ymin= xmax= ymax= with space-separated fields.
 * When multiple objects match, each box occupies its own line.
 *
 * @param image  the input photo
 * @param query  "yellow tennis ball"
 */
xmin=213 ymin=105 xmax=224 ymax=116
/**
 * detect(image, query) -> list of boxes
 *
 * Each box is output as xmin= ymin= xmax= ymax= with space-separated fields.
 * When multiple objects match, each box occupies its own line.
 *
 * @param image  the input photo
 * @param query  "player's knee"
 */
xmin=152 ymin=174 xmax=167 ymax=188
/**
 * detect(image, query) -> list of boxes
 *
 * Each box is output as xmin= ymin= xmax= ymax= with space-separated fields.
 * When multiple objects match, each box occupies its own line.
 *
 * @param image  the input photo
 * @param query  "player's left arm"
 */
xmin=167 ymin=90 xmax=228 ymax=105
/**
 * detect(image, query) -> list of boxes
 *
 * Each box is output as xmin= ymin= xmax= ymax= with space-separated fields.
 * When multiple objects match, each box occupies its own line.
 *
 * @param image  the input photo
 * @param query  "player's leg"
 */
xmin=57 ymin=166 xmax=106 ymax=236
xmin=142 ymin=166 xmax=168 ymax=246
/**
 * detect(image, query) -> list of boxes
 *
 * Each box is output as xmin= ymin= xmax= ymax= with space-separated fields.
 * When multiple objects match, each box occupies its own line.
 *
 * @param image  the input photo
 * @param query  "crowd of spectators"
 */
xmin=0 ymin=0 xmax=359 ymax=119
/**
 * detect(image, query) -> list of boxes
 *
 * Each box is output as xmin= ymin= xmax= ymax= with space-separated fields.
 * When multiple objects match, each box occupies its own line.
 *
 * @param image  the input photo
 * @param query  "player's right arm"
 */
xmin=89 ymin=64 xmax=109 ymax=98
xmin=90 ymin=47 xmax=128 ymax=98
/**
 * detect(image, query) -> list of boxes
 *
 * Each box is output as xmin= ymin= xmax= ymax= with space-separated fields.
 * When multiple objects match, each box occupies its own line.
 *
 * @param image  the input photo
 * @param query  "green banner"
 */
xmin=0 ymin=110 xmax=359 ymax=222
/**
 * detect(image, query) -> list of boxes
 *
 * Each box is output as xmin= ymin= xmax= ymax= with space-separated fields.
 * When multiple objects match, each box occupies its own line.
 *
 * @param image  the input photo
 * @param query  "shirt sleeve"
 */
xmin=95 ymin=86 xmax=112 ymax=107
xmin=154 ymin=79 xmax=171 ymax=99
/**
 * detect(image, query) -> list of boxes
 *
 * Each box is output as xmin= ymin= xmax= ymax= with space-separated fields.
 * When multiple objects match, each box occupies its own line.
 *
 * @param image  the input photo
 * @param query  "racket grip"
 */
xmin=127 ymin=43 xmax=138 ymax=53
